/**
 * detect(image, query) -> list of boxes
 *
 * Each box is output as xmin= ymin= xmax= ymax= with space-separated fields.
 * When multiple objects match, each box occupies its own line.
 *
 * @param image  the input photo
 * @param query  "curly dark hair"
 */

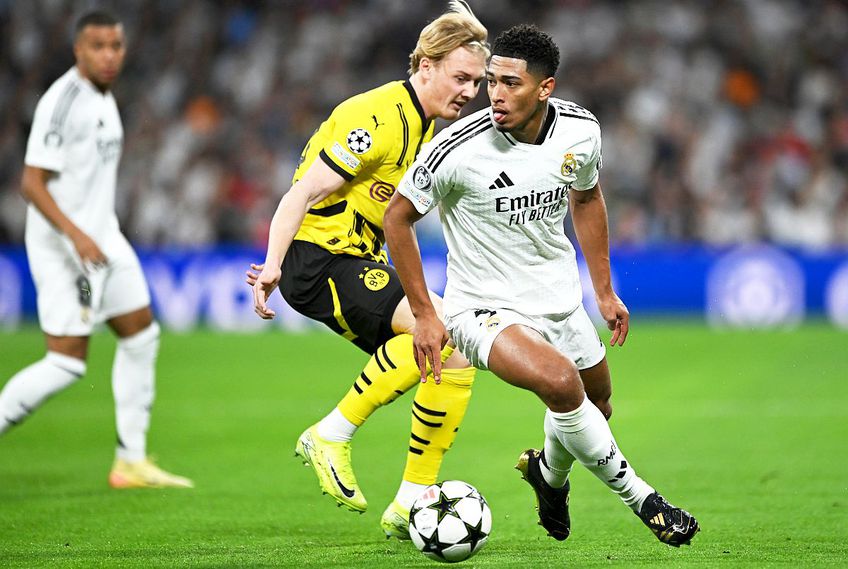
xmin=491 ymin=24 xmax=560 ymax=78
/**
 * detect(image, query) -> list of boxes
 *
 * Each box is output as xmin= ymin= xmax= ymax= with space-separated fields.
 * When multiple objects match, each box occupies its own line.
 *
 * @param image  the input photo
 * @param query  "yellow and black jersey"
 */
xmin=293 ymin=80 xmax=434 ymax=263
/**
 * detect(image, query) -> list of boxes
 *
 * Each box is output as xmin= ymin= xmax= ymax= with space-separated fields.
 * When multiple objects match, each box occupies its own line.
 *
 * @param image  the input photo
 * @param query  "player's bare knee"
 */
xmin=536 ymin=359 xmax=583 ymax=412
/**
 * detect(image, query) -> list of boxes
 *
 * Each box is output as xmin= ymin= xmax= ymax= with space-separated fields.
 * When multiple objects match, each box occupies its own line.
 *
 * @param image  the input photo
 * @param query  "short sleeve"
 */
xmin=25 ymin=88 xmax=73 ymax=173
xmin=573 ymin=125 xmax=602 ymax=191
xmin=396 ymin=143 xmax=455 ymax=215
xmin=318 ymin=98 xmax=389 ymax=182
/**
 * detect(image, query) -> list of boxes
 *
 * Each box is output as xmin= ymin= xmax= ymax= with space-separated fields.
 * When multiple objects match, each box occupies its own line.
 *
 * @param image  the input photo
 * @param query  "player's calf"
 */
xmin=0 ymin=352 xmax=86 ymax=435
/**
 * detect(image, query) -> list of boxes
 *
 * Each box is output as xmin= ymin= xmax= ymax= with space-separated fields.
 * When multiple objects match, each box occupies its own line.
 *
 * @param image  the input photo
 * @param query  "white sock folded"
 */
xmin=0 ymin=352 xmax=86 ymax=434
xmin=316 ymin=407 xmax=358 ymax=443
xmin=545 ymin=397 xmax=654 ymax=511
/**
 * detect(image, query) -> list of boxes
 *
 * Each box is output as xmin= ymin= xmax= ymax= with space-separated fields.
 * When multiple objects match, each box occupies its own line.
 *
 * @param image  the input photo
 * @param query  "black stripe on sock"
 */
xmin=413 ymin=400 xmax=447 ymax=417
xmin=410 ymin=432 xmax=431 ymax=445
xmin=353 ymin=382 xmax=363 ymax=394
xmin=412 ymin=410 xmax=442 ymax=428
xmin=408 ymin=447 xmax=424 ymax=455
xmin=394 ymin=390 xmax=404 ymax=395
xmin=360 ymin=372 xmax=372 ymax=386
xmin=380 ymin=343 xmax=396 ymax=369
xmin=374 ymin=350 xmax=387 ymax=373
xmin=53 ymin=364 xmax=84 ymax=377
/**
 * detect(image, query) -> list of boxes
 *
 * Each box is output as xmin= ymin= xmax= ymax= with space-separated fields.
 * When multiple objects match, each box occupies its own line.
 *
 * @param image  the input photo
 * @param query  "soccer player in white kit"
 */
xmin=385 ymin=25 xmax=699 ymax=546
xmin=0 ymin=11 xmax=192 ymax=489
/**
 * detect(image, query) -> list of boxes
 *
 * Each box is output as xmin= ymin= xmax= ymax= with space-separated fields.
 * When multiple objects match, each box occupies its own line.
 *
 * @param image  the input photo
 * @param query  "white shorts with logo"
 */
xmin=446 ymin=304 xmax=606 ymax=371
xmin=26 ymin=232 xmax=151 ymax=336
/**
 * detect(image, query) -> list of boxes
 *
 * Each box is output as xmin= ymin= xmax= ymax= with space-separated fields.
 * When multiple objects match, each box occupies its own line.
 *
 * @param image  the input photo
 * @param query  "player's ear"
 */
xmin=419 ymin=56 xmax=433 ymax=77
xmin=538 ymin=77 xmax=555 ymax=101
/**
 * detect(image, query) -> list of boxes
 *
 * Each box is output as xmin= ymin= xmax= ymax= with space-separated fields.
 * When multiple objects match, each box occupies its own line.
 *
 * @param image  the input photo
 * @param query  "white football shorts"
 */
xmin=446 ymin=304 xmax=606 ymax=371
xmin=26 ymin=233 xmax=151 ymax=336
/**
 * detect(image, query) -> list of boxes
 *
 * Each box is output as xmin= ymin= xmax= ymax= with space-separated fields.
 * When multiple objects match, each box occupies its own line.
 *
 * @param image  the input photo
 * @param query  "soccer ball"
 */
xmin=409 ymin=480 xmax=492 ymax=563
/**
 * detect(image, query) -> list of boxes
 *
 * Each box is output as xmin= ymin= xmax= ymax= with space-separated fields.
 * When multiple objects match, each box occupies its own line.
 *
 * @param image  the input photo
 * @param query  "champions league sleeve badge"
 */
xmin=412 ymin=165 xmax=432 ymax=191
xmin=346 ymin=128 xmax=373 ymax=154
xmin=44 ymin=130 xmax=63 ymax=148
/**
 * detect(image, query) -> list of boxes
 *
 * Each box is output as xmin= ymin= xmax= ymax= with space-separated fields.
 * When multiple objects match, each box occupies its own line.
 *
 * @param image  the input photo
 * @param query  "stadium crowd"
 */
xmin=1 ymin=0 xmax=847 ymax=249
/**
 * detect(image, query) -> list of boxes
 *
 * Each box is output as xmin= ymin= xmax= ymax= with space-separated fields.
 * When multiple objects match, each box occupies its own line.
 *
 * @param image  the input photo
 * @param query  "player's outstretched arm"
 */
xmin=570 ymin=182 xmax=629 ymax=346
xmin=20 ymin=165 xmax=107 ymax=272
xmin=384 ymin=193 xmax=448 ymax=383
xmin=251 ymin=160 xmax=346 ymax=319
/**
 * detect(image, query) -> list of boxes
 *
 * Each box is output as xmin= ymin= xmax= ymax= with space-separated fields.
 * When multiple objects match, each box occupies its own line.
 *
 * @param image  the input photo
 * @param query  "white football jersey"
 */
xmin=397 ymin=98 xmax=602 ymax=317
xmin=24 ymin=66 xmax=124 ymax=251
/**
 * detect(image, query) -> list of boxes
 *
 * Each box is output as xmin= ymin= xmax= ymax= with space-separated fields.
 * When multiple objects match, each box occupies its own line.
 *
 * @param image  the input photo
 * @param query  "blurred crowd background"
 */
xmin=1 ymin=0 xmax=847 ymax=250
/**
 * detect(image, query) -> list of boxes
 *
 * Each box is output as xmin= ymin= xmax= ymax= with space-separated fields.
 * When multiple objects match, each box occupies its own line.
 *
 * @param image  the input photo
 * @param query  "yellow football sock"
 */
xmin=402 ymin=366 xmax=476 ymax=485
xmin=337 ymin=334 xmax=421 ymax=426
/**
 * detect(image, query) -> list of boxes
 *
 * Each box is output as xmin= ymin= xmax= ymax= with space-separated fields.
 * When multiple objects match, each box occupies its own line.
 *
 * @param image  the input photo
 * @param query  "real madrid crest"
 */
xmin=561 ymin=152 xmax=577 ymax=176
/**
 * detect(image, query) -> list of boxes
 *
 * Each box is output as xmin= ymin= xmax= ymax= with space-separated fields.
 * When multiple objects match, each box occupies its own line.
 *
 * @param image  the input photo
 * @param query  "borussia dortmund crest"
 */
xmin=359 ymin=267 xmax=389 ymax=290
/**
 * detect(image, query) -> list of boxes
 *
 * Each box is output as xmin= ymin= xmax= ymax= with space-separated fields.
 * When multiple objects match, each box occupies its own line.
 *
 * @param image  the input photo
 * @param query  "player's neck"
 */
xmin=511 ymin=103 xmax=551 ymax=145
xmin=408 ymin=74 xmax=435 ymax=121
xmin=75 ymin=65 xmax=111 ymax=94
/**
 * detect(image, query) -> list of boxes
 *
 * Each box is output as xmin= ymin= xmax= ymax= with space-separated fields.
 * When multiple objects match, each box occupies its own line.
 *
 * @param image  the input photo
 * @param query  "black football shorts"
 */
xmin=279 ymin=240 xmax=406 ymax=353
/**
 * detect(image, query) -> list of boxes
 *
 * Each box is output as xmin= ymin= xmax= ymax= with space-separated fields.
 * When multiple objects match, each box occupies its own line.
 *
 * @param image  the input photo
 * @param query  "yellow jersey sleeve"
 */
xmin=317 ymin=96 xmax=395 ymax=181
xmin=292 ymin=81 xmax=433 ymax=262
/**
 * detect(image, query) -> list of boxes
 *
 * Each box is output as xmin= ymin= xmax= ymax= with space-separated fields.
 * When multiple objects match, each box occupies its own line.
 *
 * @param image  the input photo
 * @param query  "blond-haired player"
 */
xmin=248 ymin=1 xmax=487 ymax=537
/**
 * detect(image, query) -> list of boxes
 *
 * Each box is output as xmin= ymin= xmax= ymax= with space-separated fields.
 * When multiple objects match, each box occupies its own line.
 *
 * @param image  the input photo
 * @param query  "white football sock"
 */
xmin=0 ymin=352 xmax=86 ymax=434
xmin=539 ymin=409 xmax=575 ymax=488
xmin=395 ymin=480 xmax=428 ymax=510
xmin=112 ymin=322 xmax=159 ymax=462
xmin=546 ymin=397 xmax=655 ymax=512
xmin=316 ymin=407 xmax=358 ymax=443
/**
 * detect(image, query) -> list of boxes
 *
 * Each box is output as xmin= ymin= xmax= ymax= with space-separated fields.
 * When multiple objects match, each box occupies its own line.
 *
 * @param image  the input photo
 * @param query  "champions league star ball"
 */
xmin=409 ymin=480 xmax=492 ymax=563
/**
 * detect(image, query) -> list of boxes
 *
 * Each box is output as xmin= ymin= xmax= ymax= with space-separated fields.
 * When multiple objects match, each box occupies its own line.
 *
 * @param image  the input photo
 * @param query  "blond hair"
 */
xmin=409 ymin=0 xmax=489 ymax=75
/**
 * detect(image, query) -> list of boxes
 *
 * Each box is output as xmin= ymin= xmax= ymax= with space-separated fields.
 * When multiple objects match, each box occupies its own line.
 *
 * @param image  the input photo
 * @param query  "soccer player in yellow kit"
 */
xmin=249 ymin=1 xmax=487 ymax=538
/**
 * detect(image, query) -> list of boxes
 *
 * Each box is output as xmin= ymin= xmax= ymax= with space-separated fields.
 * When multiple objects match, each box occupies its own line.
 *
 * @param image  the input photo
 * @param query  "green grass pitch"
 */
xmin=1 ymin=322 xmax=846 ymax=567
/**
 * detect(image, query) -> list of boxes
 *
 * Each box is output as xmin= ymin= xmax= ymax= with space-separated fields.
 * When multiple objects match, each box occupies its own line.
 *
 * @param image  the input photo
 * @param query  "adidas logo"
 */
xmin=489 ymin=171 xmax=514 ymax=189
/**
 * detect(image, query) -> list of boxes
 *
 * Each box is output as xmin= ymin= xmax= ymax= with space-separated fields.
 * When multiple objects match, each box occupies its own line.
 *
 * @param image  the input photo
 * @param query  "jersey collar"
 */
xmin=72 ymin=65 xmax=110 ymax=96
xmin=533 ymin=103 xmax=557 ymax=144
xmin=403 ymin=80 xmax=431 ymax=130
xmin=496 ymin=102 xmax=557 ymax=146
